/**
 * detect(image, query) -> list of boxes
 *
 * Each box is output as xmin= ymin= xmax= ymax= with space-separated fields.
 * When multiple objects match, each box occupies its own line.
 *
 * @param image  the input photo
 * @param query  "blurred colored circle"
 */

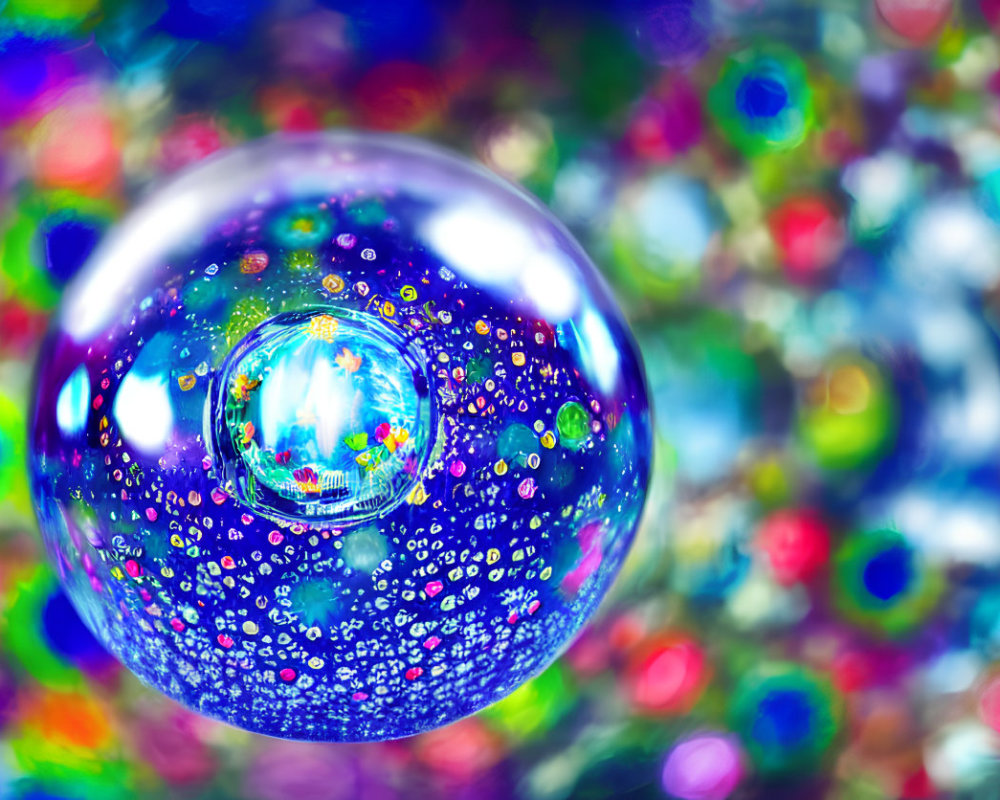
xmin=875 ymin=0 xmax=953 ymax=44
xmin=729 ymin=664 xmax=841 ymax=774
xmin=624 ymin=634 xmax=709 ymax=715
xmin=4 ymin=567 xmax=115 ymax=687
xmin=661 ymin=733 xmax=744 ymax=800
xmin=767 ymin=194 xmax=844 ymax=281
xmin=756 ymin=508 xmax=831 ymax=586
xmin=610 ymin=173 xmax=717 ymax=300
xmin=796 ymin=355 xmax=897 ymax=471
xmin=479 ymin=663 xmax=576 ymax=740
xmin=833 ymin=528 xmax=942 ymax=637
xmin=708 ymin=45 xmax=814 ymax=155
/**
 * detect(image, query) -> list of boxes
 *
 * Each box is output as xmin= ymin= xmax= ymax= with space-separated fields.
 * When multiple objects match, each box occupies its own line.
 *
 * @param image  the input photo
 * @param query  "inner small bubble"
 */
xmin=210 ymin=307 xmax=432 ymax=527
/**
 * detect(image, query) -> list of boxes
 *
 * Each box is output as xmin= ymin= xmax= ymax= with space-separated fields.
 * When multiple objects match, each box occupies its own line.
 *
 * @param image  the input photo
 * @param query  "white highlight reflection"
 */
xmin=114 ymin=370 xmax=174 ymax=455
xmin=422 ymin=202 xmax=533 ymax=284
xmin=520 ymin=250 xmax=579 ymax=322
xmin=578 ymin=308 xmax=620 ymax=396
xmin=56 ymin=364 xmax=90 ymax=437
xmin=260 ymin=345 xmax=350 ymax=460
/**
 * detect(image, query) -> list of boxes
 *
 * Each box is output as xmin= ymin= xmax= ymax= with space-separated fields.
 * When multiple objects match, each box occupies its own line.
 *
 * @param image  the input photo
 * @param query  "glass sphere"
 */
xmin=29 ymin=132 xmax=651 ymax=741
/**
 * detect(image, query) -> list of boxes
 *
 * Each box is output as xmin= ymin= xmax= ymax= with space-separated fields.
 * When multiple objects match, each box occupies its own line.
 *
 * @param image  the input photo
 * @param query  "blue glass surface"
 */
xmin=29 ymin=132 xmax=651 ymax=741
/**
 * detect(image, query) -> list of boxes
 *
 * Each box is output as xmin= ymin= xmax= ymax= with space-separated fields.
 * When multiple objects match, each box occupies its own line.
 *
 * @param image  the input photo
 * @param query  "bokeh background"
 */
xmin=3 ymin=0 xmax=1000 ymax=797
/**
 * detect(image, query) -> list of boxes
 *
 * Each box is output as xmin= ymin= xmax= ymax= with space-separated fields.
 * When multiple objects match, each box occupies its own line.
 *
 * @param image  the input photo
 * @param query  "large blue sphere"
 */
xmin=29 ymin=132 xmax=650 ymax=741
